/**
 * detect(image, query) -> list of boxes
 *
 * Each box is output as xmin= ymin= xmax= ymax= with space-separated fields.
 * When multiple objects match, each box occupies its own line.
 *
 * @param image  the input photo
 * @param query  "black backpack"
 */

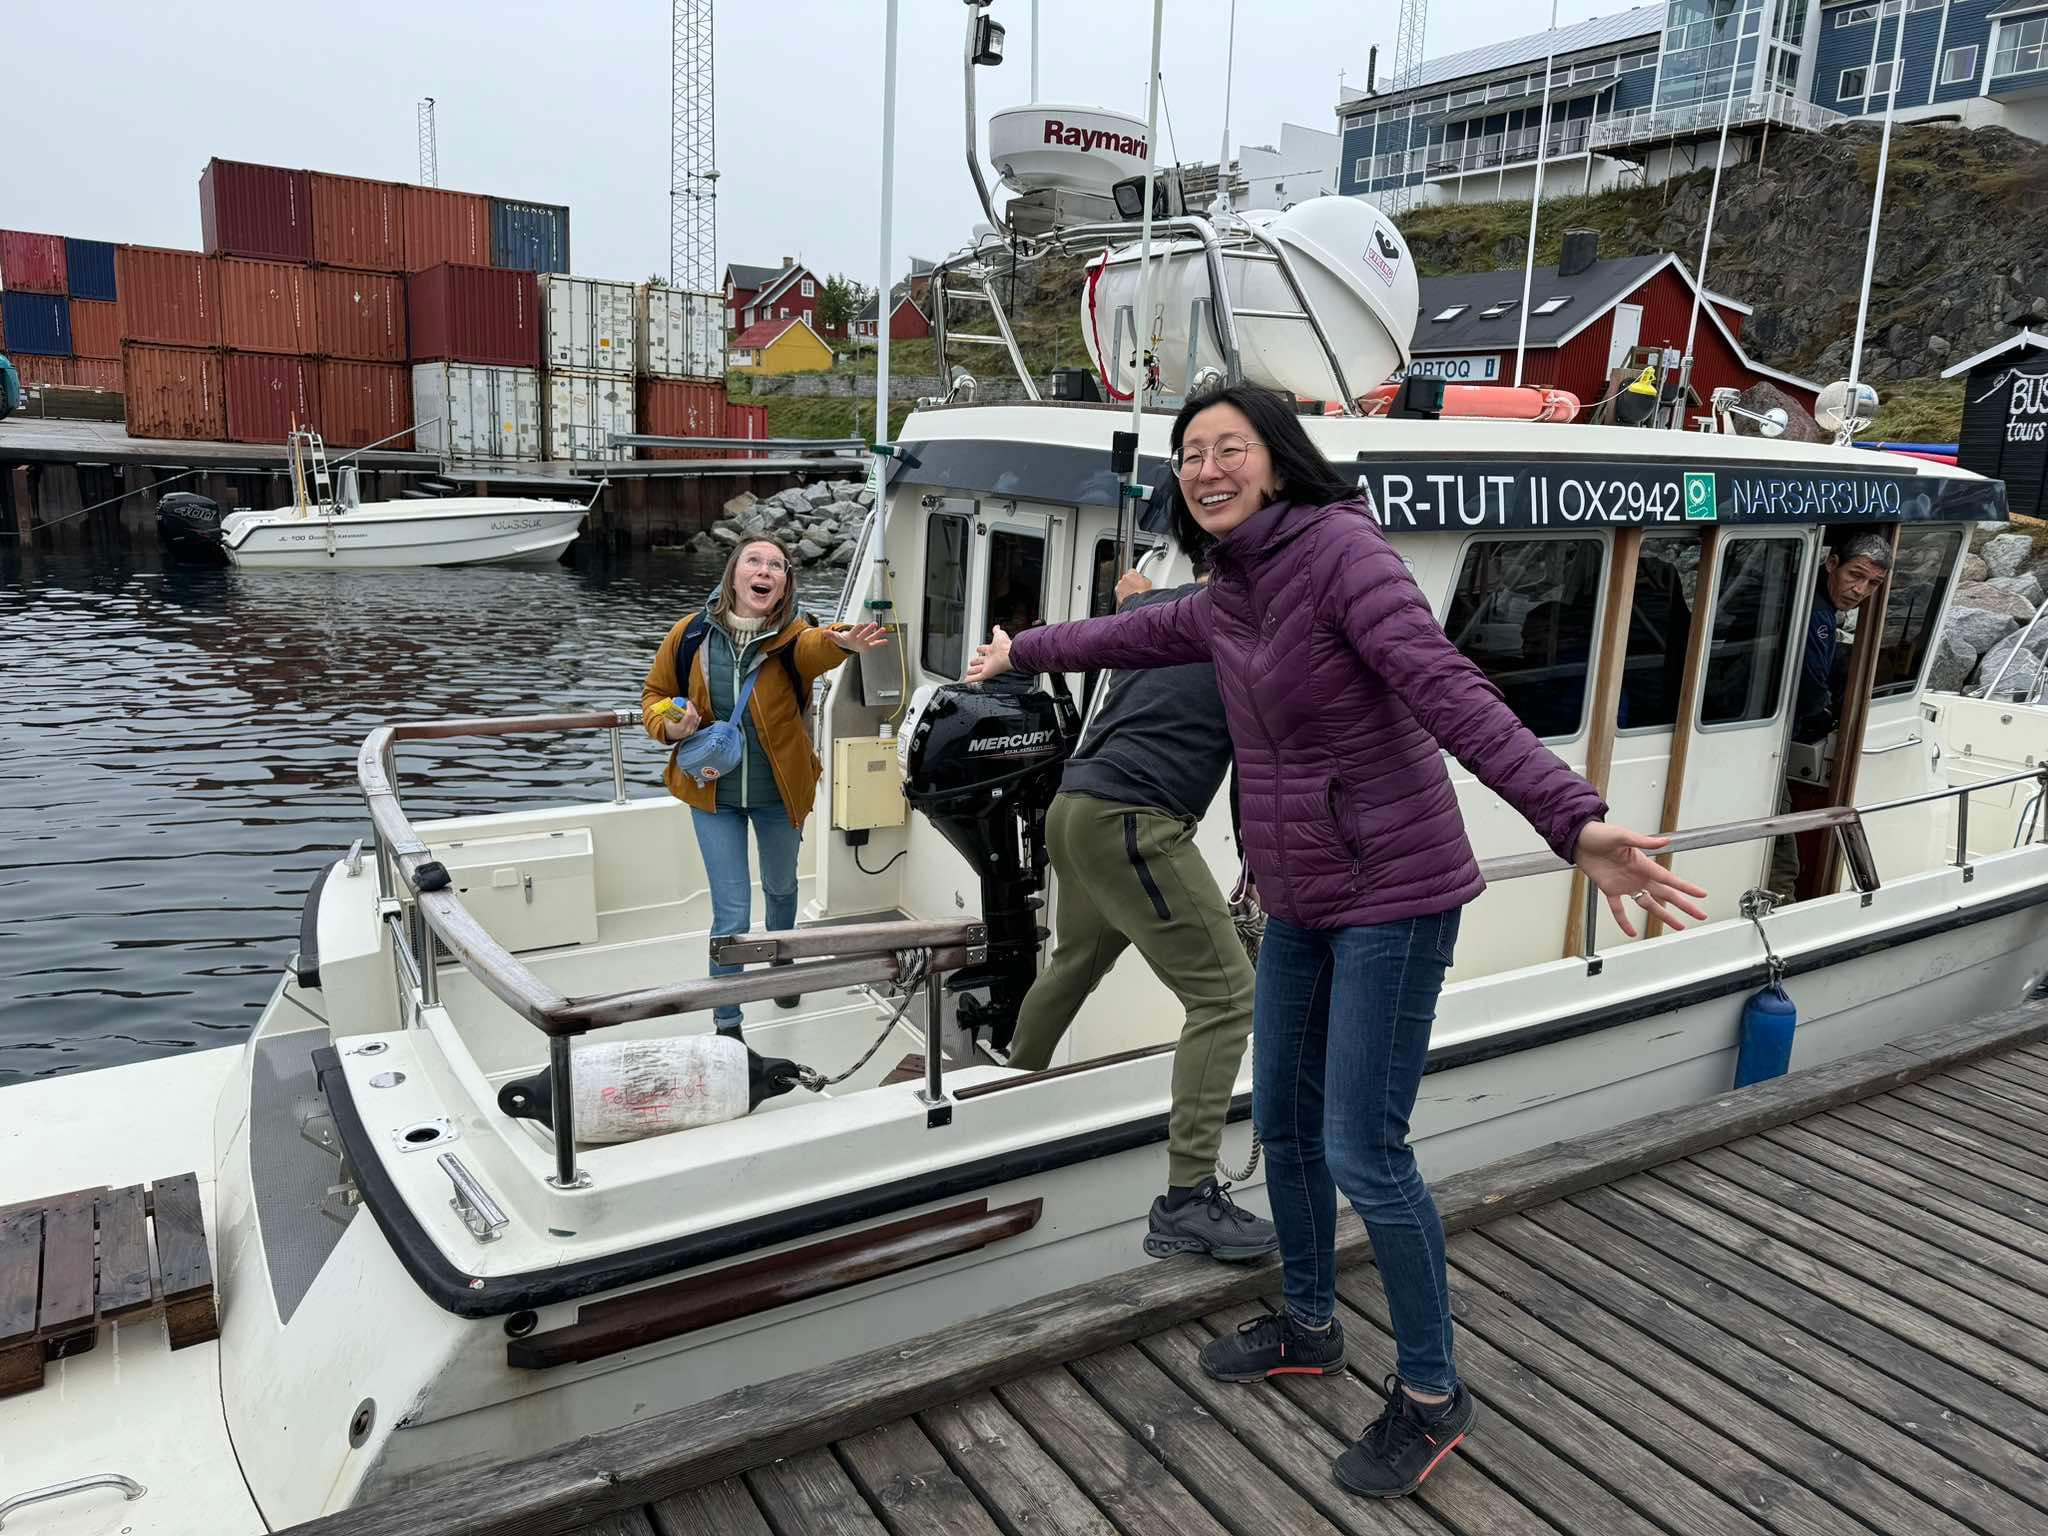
xmin=671 ymin=610 xmax=808 ymax=712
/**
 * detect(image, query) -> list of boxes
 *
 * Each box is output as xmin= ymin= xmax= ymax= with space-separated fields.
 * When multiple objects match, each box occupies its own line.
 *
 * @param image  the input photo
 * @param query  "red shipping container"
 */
xmin=317 ymin=360 xmax=412 ymax=449
xmin=19 ymin=356 xmax=126 ymax=390
xmin=311 ymin=267 xmax=405 ymax=362
xmin=200 ymin=158 xmax=313 ymax=263
xmin=116 ymin=246 xmax=220 ymax=348
xmin=72 ymin=357 xmax=123 ymax=390
xmin=224 ymin=352 xmax=321 ymax=444
xmin=729 ymin=401 xmax=769 ymax=447
xmin=310 ymin=172 xmax=407 ymax=272
xmin=69 ymin=299 xmax=120 ymax=358
xmin=0 ymin=230 xmax=67 ymax=293
xmin=123 ymin=345 xmax=226 ymax=440
xmin=637 ymin=377 xmax=730 ymax=460
xmin=407 ymin=263 xmax=538 ymax=367
xmin=217 ymin=258 xmax=318 ymax=355
xmin=403 ymin=186 xmax=490 ymax=271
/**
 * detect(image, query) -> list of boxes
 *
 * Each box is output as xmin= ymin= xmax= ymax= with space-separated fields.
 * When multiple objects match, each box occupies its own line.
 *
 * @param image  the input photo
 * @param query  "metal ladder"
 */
xmin=289 ymin=428 xmax=335 ymax=514
xmin=929 ymin=264 xmax=1040 ymax=402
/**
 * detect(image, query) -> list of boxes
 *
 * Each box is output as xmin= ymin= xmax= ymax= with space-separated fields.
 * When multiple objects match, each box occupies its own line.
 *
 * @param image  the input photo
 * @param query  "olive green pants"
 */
xmin=1009 ymin=793 xmax=1255 ymax=1189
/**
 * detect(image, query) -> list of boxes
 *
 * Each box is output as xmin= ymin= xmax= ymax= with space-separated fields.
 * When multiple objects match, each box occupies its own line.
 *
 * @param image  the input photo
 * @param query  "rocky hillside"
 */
xmin=1398 ymin=120 xmax=2048 ymax=425
xmin=1930 ymin=531 xmax=2048 ymax=697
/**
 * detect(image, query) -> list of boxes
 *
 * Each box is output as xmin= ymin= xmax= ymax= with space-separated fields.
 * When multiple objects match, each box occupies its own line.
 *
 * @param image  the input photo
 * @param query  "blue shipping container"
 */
xmin=489 ymin=199 xmax=570 ymax=274
xmin=65 ymin=238 xmax=118 ymax=300
xmin=0 ymin=291 xmax=72 ymax=355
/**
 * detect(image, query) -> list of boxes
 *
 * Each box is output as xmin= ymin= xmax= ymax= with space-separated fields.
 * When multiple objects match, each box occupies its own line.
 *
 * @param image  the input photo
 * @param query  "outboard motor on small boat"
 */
xmin=900 ymin=673 xmax=1081 ymax=1051
xmin=154 ymin=491 xmax=229 ymax=563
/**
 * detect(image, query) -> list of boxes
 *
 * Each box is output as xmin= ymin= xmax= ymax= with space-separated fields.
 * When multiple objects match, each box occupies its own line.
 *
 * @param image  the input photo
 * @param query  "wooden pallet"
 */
xmin=0 ymin=1171 xmax=218 ymax=1397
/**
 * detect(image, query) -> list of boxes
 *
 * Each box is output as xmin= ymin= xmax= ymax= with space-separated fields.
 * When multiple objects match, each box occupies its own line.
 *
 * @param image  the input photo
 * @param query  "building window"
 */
xmin=800 ymin=278 xmax=815 ymax=298
xmin=1873 ymin=528 xmax=1962 ymax=698
xmin=1443 ymin=538 xmax=1604 ymax=741
xmin=1941 ymin=44 xmax=1979 ymax=85
xmin=1701 ymin=537 xmax=1802 ymax=727
xmin=921 ymin=513 xmax=971 ymax=677
xmin=1533 ymin=296 xmax=1572 ymax=315
xmin=1354 ymin=156 xmax=1373 ymax=180
xmin=779 ymin=306 xmax=789 ymax=318
xmin=1432 ymin=305 xmax=1468 ymax=322
xmin=1994 ymin=17 xmax=2048 ymax=77
xmin=1839 ymin=59 xmax=1898 ymax=99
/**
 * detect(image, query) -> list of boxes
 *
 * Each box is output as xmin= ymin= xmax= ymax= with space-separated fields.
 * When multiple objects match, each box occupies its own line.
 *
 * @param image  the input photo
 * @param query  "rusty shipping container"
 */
xmin=317 ymin=360 xmax=412 ymax=448
xmin=123 ymin=345 xmax=226 ymax=440
xmin=199 ymin=158 xmax=313 ymax=263
xmin=116 ymin=246 xmax=220 ymax=348
xmin=0 ymin=230 xmax=68 ymax=293
xmin=637 ymin=377 xmax=726 ymax=460
xmin=69 ymin=299 xmax=120 ymax=359
xmin=403 ymin=186 xmax=490 ymax=271
xmin=13 ymin=355 xmax=121 ymax=390
xmin=408 ymin=263 xmax=538 ymax=367
xmin=310 ymin=172 xmax=406 ymax=272
xmin=311 ymin=267 xmax=405 ymax=362
xmin=223 ymin=352 xmax=321 ymax=444
xmin=217 ymin=258 xmax=319 ymax=355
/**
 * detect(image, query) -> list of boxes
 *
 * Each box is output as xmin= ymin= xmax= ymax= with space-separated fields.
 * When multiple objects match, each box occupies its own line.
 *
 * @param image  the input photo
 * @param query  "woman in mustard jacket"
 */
xmin=643 ymin=536 xmax=886 ymax=1033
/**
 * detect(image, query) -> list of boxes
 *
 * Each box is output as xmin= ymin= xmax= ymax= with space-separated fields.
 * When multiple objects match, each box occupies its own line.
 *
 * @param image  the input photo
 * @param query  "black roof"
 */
xmin=725 ymin=262 xmax=782 ymax=292
xmin=1412 ymin=253 xmax=1664 ymax=353
xmin=856 ymin=282 xmax=917 ymax=324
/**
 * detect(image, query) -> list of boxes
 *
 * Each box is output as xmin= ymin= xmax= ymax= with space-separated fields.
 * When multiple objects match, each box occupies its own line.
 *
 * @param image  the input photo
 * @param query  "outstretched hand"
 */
xmin=965 ymin=626 xmax=1014 ymax=684
xmin=1573 ymin=821 xmax=1710 ymax=938
xmin=827 ymin=622 xmax=891 ymax=653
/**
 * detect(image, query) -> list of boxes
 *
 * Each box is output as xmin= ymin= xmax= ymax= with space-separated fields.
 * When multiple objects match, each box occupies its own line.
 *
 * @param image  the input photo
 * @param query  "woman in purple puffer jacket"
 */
xmin=968 ymin=383 xmax=1706 ymax=1501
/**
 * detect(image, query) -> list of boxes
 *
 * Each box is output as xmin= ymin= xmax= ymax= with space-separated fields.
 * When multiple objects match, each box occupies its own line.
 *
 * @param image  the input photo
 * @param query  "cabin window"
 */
xmin=985 ymin=528 xmax=1047 ymax=637
xmin=1700 ymin=536 xmax=1802 ymax=727
xmin=1444 ymin=537 xmax=1604 ymax=741
xmin=1872 ymin=527 xmax=1963 ymax=697
xmin=920 ymin=513 xmax=971 ymax=677
xmin=1618 ymin=532 xmax=1706 ymax=732
xmin=1088 ymin=535 xmax=1164 ymax=618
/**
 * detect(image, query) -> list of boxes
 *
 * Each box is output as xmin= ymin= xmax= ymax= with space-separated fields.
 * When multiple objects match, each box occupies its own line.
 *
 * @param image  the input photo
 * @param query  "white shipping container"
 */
xmin=541 ymin=274 xmax=637 ymax=375
xmin=638 ymin=285 xmax=725 ymax=380
xmin=544 ymin=370 xmax=635 ymax=462
xmin=411 ymin=362 xmax=543 ymax=462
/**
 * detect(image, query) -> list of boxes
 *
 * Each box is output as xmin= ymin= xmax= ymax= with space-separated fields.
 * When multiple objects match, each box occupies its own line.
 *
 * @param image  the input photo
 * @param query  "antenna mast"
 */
xmin=671 ymin=0 xmax=718 ymax=290
xmin=416 ymin=98 xmax=439 ymax=187
xmin=1380 ymin=0 xmax=1429 ymax=217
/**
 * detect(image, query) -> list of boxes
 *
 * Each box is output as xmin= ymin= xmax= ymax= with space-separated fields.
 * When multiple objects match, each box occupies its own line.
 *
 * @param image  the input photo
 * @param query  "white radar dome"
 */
xmin=989 ymin=104 xmax=1152 ymax=196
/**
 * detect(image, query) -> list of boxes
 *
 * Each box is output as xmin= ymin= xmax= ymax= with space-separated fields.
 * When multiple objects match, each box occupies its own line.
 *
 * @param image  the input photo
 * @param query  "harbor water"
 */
xmin=0 ymin=545 xmax=847 ymax=1084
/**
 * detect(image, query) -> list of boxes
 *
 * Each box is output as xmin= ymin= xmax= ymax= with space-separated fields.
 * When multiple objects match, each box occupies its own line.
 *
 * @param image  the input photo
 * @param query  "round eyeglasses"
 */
xmin=1170 ymin=437 xmax=1263 ymax=478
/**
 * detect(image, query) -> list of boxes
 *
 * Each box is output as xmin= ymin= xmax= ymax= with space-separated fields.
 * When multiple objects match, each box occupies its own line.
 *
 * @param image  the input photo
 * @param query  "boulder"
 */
xmin=804 ymin=482 xmax=838 ymax=507
xmin=1945 ymin=606 xmax=2022 ymax=656
xmin=1975 ymin=645 xmax=2041 ymax=700
xmin=1960 ymin=553 xmax=1990 ymax=584
xmin=710 ymin=524 xmax=742 ymax=547
xmin=804 ymin=522 xmax=838 ymax=544
xmin=1988 ymin=572 xmax=2046 ymax=606
xmin=1952 ymin=581 xmax=2036 ymax=621
xmin=826 ymin=499 xmax=864 ymax=522
xmin=856 ymin=487 xmax=876 ymax=507
xmin=828 ymin=541 xmax=857 ymax=565
xmin=1973 ymin=625 xmax=2048 ymax=690
xmin=771 ymin=488 xmax=811 ymax=513
xmin=794 ymin=538 xmax=827 ymax=563
xmin=1924 ymin=634 xmax=1980 ymax=694
xmin=1731 ymin=381 xmax=1825 ymax=444
xmin=721 ymin=491 xmax=758 ymax=521
xmin=1981 ymin=532 xmax=2034 ymax=578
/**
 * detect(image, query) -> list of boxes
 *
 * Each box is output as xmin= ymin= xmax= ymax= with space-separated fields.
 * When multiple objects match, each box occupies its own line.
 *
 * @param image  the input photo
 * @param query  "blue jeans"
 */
xmin=690 ymin=805 xmax=803 ymax=1028
xmin=1253 ymin=907 xmax=1462 ymax=1394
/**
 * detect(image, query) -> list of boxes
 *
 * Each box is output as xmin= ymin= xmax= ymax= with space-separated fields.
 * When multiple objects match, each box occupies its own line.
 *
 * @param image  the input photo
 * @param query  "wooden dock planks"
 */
xmin=281 ymin=1007 xmax=2048 ymax=1536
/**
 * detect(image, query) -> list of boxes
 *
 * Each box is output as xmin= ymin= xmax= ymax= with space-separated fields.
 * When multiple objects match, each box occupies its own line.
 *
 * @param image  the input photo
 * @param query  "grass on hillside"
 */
xmin=1865 ymin=376 xmax=1963 ymax=444
xmin=744 ymin=391 xmax=912 ymax=444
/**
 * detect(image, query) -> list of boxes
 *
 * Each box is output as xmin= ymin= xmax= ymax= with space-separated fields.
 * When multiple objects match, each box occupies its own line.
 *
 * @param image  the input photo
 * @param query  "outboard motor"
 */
xmin=900 ymin=673 xmax=1080 ymax=1051
xmin=155 ymin=491 xmax=228 ymax=563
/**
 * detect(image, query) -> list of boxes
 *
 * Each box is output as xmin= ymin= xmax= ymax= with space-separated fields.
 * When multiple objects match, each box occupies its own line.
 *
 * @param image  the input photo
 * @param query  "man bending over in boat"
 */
xmin=1771 ymin=530 xmax=1893 ymax=897
xmin=1003 ymin=548 xmax=1278 ymax=1264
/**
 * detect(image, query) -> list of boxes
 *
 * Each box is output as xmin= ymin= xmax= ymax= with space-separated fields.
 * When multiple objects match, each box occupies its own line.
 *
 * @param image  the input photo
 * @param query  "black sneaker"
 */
xmin=1144 ymin=1178 xmax=1280 ymax=1263
xmin=1333 ymin=1376 xmax=1475 ymax=1498
xmin=1199 ymin=1311 xmax=1346 ymax=1382
xmin=772 ymin=957 xmax=799 ymax=1009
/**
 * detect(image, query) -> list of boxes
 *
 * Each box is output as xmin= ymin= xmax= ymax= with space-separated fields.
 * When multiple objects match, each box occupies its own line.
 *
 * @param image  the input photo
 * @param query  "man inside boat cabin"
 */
xmin=1771 ymin=530 xmax=1893 ymax=897
xmin=1005 ymin=551 xmax=1279 ymax=1266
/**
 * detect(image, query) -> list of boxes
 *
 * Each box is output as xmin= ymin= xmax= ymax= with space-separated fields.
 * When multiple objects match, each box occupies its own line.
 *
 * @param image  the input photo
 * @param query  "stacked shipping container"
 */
xmin=1 ymin=228 xmax=126 ymax=397
xmin=539 ymin=273 xmax=635 ymax=461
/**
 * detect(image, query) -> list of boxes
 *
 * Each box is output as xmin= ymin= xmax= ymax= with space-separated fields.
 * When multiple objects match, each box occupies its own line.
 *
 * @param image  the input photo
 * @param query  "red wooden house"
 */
xmin=723 ymin=257 xmax=840 ymax=339
xmin=850 ymin=282 xmax=930 ymax=344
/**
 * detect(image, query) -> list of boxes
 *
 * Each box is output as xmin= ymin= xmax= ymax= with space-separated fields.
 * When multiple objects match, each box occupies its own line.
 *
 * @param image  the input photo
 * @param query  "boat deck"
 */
xmin=289 ymin=1008 xmax=2048 ymax=1536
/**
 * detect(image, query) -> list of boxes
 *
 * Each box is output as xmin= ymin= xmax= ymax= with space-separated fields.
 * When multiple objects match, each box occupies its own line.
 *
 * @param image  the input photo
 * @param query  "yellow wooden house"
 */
xmin=728 ymin=315 xmax=834 ymax=375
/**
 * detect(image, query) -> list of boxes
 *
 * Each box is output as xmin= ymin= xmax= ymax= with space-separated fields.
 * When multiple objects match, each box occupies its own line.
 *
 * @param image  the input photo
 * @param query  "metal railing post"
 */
xmin=1957 ymin=789 xmax=1972 ymax=874
xmin=1581 ymin=879 xmax=1601 ymax=970
xmin=921 ymin=969 xmax=946 ymax=1106
xmin=547 ymin=1035 xmax=583 ymax=1188
xmin=609 ymin=726 xmax=627 ymax=805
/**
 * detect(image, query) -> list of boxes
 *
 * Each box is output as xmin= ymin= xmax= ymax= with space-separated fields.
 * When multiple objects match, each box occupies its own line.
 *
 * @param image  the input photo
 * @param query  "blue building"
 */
xmin=1337 ymin=1 xmax=2047 ymax=210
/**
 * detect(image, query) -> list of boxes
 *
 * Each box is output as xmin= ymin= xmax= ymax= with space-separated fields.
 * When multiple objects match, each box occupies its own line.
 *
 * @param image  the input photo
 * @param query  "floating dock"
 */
xmin=283 ymin=1004 xmax=2048 ymax=1536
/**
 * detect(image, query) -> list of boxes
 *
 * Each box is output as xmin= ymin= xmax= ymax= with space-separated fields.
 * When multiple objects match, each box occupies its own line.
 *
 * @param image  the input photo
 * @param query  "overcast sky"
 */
xmin=6 ymin=1 xmax=1628 ymax=291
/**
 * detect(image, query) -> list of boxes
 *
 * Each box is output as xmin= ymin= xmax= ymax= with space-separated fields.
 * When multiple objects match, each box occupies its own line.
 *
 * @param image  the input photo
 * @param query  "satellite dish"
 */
xmin=1814 ymin=379 xmax=1879 ymax=434
xmin=1757 ymin=406 xmax=1789 ymax=439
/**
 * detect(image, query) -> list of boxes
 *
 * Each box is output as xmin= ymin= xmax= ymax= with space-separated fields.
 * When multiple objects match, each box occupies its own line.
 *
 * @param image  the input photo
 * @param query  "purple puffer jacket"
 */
xmin=1010 ymin=496 xmax=1608 ymax=930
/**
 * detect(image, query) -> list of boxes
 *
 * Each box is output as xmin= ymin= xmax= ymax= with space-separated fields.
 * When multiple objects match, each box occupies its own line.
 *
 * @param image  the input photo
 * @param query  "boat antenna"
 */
xmin=869 ymin=0 xmax=901 ymax=591
xmin=1677 ymin=19 xmax=1749 ymax=428
xmin=1214 ymin=0 xmax=1238 ymax=218
xmin=1121 ymin=0 xmax=1166 ymax=572
xmin=1030 ymin=0 xmax=1039 ymax=98
xmin=1846 ymin=9 xmax=1911 ymax=402
xmin=1512 ymin=1 xmax=1560 ymax=389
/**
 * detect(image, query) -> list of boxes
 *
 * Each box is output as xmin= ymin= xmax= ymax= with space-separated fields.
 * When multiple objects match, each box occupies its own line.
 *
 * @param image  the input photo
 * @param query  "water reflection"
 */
xmin=0 ymin=545 xmax=845 ymax=1083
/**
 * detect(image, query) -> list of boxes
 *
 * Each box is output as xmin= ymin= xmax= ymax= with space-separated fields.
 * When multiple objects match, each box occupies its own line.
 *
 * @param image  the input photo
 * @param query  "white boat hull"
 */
xmin=220 ymin=498 xmax=586 ymax=569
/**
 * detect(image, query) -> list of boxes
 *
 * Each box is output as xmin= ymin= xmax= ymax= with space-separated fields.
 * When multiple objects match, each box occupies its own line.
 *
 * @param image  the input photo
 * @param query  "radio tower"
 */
xmin=1380 ymin=0 xmax=1428 ymax=216
xmin=671 ymin=0 xmax=718 ymax=290
xmin=416 ymin=98 xmax=439 ymax=187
